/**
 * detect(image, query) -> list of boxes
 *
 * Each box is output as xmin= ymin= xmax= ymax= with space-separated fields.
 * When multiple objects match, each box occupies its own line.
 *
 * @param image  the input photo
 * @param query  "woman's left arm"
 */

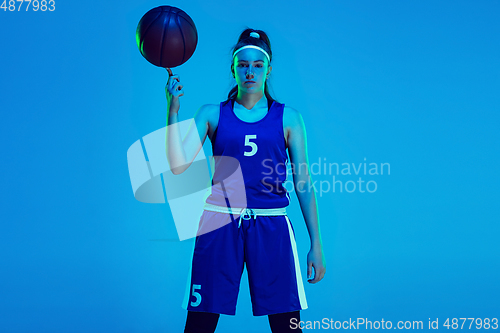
xmin=285 ymin=106 xmax=326 ymax=284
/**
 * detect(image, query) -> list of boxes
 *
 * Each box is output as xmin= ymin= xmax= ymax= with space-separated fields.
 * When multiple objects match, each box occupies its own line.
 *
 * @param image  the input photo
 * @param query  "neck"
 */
xmin=235 ymin=90 xmax=266 ymax=110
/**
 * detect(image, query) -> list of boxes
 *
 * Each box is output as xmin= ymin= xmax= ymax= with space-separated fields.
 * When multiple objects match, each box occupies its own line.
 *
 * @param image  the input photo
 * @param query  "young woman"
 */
xmin=165 ymin=28 xmax=326 ymax=333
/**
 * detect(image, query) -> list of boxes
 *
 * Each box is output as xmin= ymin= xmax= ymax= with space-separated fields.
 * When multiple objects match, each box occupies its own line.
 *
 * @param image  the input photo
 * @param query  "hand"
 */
xmin=165 ymin=68 xmax=184 ymax=113
xmin=306 ymin=245 xmax=326 ymax=284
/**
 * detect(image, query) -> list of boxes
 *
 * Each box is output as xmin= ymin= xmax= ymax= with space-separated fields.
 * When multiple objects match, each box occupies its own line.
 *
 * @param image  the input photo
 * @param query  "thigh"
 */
xmin=182 ymin=211 xmax=245 ymax=315
xmin=244 ymin=215 xmax=308 ymax=316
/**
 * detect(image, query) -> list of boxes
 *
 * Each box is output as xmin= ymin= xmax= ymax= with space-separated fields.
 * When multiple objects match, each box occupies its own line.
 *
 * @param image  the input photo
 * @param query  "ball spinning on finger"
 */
xmin=136 ymin=6 xmax=198 ymax=68
xmin=166 ymin=68 xmax=183 ymax=94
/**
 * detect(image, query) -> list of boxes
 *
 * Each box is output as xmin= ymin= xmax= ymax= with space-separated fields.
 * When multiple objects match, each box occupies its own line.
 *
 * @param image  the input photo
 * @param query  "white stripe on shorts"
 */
xmin=181 ymin=240 xmax=196 ymax=310
xmin=285 ymin=215 xmax=308 ymax=310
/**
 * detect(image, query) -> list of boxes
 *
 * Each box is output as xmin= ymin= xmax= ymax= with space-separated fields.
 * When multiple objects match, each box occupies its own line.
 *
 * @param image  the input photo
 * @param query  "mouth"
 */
xmin=245 ymin=81 xmax=256 ymax=84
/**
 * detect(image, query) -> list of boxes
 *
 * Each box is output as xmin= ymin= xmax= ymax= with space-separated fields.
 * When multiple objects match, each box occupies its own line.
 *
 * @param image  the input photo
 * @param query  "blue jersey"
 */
xmin=205 ymin=99 xmax=290 ymax=209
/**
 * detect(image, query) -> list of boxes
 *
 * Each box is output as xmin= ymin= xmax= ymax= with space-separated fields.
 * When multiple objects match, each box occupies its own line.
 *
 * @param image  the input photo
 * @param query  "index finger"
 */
xmin=166 ymin=68 xmax=173 ymax=76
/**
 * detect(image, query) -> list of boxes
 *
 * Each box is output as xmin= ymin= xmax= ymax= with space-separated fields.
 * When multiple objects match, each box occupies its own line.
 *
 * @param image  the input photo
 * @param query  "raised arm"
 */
xmin=164 ymin=68 xmax=213 ymax=175
xmin=285 ymin=106 xmax=326 ymax=284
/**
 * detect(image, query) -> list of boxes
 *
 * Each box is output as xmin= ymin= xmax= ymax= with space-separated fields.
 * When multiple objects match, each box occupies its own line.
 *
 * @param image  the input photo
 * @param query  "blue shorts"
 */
xmin=182 ymin=210 xmax=308 ymax=316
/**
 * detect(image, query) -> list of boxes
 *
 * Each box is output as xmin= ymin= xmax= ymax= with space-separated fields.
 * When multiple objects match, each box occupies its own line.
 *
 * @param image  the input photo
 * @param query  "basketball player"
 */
xmin=165 ymin=29 xmax=326 ymax=333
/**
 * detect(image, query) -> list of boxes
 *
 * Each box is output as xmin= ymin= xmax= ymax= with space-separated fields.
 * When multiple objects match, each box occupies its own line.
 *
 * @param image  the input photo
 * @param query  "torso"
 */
xmin=205 ymin=99 xmax=291 ymax=209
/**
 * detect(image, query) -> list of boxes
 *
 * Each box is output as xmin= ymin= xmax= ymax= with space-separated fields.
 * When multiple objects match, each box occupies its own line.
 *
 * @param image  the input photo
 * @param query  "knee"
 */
xmin=184 ymin=311 xmax=220 ymax=333
xmin=268 ymin=311 xmax=302 ymax=333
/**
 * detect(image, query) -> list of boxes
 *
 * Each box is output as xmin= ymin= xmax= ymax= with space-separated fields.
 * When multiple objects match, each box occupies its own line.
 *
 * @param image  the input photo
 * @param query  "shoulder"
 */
xmin=196 ymin=103 xmax=219 ymax=116
xmin=283 ymin=106 xmax=306 ymax=149
xmin=194 ymin=103 xmax=220 ymax=131
xmin=283 ymin=106 xmax=304 ymax=129
xmin=194 ymin=103 xmax=219 ymax=121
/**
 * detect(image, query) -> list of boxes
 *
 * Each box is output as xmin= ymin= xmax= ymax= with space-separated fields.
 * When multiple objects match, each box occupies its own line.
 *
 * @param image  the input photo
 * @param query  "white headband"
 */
xmin=232 ymin=45 xmax=271 ymax=63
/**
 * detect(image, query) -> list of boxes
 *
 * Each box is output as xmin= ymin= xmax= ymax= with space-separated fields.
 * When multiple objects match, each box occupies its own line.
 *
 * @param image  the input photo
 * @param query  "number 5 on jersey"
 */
xmin=244 ymin=134 xmax=258 ymax=157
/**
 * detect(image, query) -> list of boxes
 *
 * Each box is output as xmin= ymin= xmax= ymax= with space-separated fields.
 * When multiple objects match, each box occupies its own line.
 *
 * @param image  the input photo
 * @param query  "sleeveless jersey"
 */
xmin=205 ymin=99 xmax=290 ymax=209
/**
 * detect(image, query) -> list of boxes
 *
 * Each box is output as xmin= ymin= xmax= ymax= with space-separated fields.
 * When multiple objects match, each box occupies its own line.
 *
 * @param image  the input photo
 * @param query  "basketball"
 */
xmin=136 ymin=6 xmax=198 ymax=68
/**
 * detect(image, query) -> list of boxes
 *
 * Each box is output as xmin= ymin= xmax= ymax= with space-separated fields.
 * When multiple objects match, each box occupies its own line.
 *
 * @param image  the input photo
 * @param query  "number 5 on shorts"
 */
xmin=190 ymin=284 xmax=202 ymax=307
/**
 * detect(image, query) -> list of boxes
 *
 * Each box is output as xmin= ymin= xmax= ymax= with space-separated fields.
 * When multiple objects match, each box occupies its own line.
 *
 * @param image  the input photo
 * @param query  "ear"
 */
xmin=231 ymin=64 xmax=235 ymax=77
xmin=267 ymin=65 xmax=272 ymax=78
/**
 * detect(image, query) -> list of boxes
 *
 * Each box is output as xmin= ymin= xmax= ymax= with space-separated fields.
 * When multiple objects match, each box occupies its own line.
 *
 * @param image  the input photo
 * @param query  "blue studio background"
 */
xmin=1 ymin=0 xmax=499 ymax=332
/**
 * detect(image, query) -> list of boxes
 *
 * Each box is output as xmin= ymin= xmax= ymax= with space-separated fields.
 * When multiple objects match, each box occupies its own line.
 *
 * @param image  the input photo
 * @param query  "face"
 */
xmin=232 ymin=47 xmax=272 ymax=94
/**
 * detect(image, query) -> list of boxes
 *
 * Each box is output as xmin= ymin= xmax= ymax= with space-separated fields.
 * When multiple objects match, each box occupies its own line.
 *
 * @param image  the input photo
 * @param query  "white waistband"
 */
xmin=203 ymin=202 xmax=287 ymax=221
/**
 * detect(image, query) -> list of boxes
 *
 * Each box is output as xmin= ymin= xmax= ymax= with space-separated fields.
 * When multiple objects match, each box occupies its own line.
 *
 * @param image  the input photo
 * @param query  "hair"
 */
xmin=227 ymin=28 xmax=276 ymax=103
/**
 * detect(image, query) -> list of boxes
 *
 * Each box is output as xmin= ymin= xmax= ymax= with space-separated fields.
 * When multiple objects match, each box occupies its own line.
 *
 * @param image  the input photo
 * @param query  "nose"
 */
xmin=246 ymin=67 xmax=254 ymax=78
